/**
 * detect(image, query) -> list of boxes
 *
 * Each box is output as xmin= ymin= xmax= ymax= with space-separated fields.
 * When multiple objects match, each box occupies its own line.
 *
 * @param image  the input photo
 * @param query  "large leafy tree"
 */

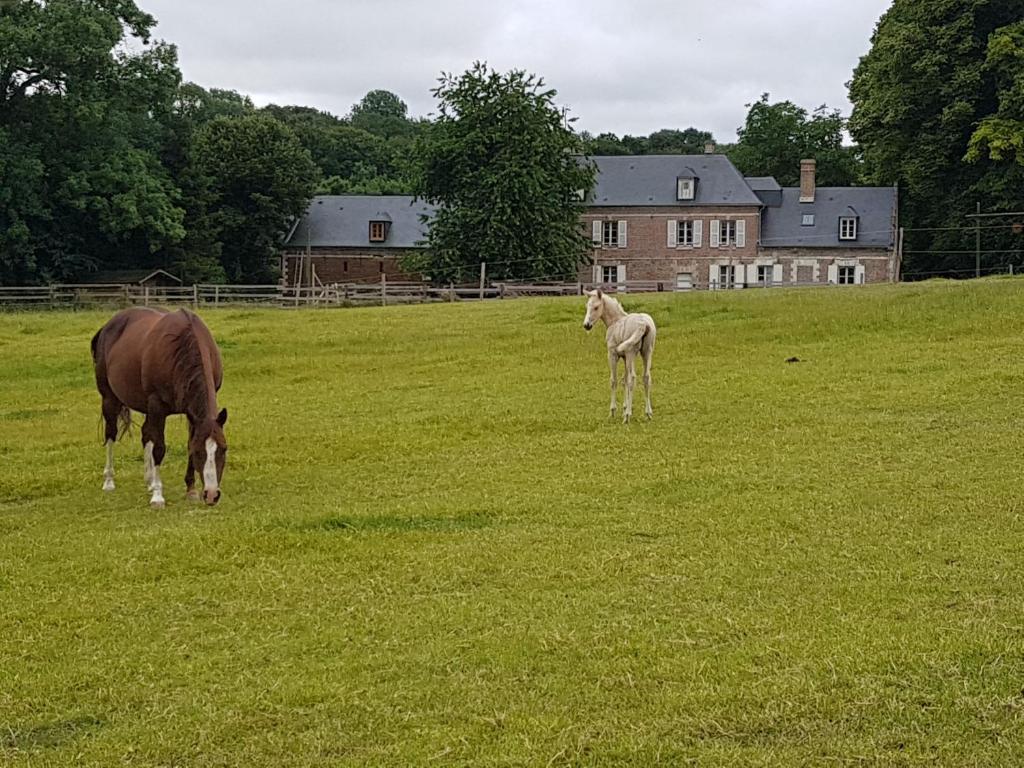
xmin=412 ymin=63 xmax=596 ymax=282
xmin=850 ymin=0 xmax=1024 ymax=275
xmin=728 ymin=95 xmax=860 ymax=186
xmin=192 ymin=114 xmax=318 ymax=283
xmin=0 ymin=0 xmax=185 ymax=284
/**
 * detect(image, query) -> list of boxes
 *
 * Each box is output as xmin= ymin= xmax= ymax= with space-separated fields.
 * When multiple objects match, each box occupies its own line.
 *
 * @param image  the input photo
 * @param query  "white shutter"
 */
xmin=734 ymin=265 xmax=745 ymax=289
xmin=592 ymin=264 xmax=601 ymax=283
xmin=592 ymin=220 xmax=602 ymax=245
xmin=736 ymin=219 xmax=746 ymax=248
xmin=708 ymin=265 xmax=719 ymax=290
xmin=667 ymin=220 xmax=677 ymax=248
xmin=618 ymin=220 xmax=628 ymax=248
xmin=827 ymin=264 xmax=839 ymax=284
xmin=693 ymin=219 xmax=703 ymax=248
xmin=855 ymin=265 xmax=866 ymax=284
xmin=772 ymin=264 xmax=783 ymax=286
xmin=616 ymin=264 xmax=626 ymax=291
xmin=747 ymin=264 xmax=759 ymax=285
xmin=710 ymin=220 xmax=720 ymax=248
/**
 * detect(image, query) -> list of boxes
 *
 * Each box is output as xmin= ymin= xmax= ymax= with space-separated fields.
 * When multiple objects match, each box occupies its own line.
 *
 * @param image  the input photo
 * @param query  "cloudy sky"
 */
xmin=143 ymin=0 xmax=892 ymax=141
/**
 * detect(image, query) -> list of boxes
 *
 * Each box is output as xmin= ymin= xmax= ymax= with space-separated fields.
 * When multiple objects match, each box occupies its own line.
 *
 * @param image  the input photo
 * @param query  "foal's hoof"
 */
xmin=102 ymin=480 xmax=115 ymax=492
xmin=186 ymin=489 xmax=200 ymax=502
xmin=150 ymin=499 xmax=165 ymax=509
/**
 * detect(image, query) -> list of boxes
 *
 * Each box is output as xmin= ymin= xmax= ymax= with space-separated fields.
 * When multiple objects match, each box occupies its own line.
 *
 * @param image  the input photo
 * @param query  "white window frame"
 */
xmin=677 ymin=220 xmax=694 ymax=247
xmin=801 ymin=214 xmax=815 ymax=227
xmin=602 ymin=220 xmax=619 ymax=247
xmin=717 ymin=265 xmax=735 ymax=289
xmin=601 ymin=265 xmax=617 ymax=284
xmin=720 ymin=220 xmax=736 ymax=247
xmin=756 ymin=265 xmax=772 ymax=285
xmin=838 ymin=265 xmax=856 ymax=285
xmin=839 ymin=216 xmax=858 ymax=241
xmin=677 ymin=178 xmax=695 ymax=201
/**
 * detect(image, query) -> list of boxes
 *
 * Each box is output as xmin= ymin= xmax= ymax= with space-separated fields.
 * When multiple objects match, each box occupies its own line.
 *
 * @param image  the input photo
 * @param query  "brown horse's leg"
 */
xmin=185 ymin=418 xmax=199 ymax=502
xmin=141 ymin=410 xmax=167 ymax=508
xmin=100 ymin=395 xmax=121 ymax=491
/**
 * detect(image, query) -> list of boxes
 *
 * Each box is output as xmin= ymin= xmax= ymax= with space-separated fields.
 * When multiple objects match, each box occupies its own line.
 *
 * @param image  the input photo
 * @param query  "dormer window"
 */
xmin=676 ymin=177 xmax=696 ymax=201
xmin=369 ymin=220 xmax=388 ymax=242
xmin=839 ymin=216 xmax=858 ymax=241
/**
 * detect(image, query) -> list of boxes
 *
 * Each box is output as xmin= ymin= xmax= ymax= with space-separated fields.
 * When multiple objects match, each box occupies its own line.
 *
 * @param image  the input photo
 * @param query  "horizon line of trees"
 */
xmin=2 ymin=0 xmax=1022 ymax=285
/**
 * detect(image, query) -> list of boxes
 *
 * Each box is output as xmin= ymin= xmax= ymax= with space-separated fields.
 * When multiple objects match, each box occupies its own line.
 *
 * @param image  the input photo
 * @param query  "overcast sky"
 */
xmin=143 ymin=0 xmax=892 ymax=141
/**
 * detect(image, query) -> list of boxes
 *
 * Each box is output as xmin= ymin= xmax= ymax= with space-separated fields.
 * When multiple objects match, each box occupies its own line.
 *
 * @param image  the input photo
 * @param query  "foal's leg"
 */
xmin=642 ymin=346 xmax=653 ymax=420
xmin=623 ymin=351 xmax=637 ymax=424
xmin=141 ymin=411 xmax=167 ymax=508
xmin=608 ymin=349 xmax=619 ymax=419
xmin=184 ymin=419 xmax=200 ymax=502
xmin=100 ymin=396 xmax=121 ymax=491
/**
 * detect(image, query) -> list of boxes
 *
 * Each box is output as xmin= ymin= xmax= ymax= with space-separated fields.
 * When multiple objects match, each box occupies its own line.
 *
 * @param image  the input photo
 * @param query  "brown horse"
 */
xmin=91 ymin=308 xmax=228 ymax=507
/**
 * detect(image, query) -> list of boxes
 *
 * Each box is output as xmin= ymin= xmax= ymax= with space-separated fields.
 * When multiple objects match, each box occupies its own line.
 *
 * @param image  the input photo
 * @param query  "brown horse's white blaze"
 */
xmin=582 ymin=289 xmax=656 ymax=423
xmin=91 ymin=307 xmax=228 ymax=508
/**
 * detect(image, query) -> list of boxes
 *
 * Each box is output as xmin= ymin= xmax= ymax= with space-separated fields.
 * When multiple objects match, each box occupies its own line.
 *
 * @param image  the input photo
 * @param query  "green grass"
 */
xmin=2 ymin=280 xmax=1024 ymax=766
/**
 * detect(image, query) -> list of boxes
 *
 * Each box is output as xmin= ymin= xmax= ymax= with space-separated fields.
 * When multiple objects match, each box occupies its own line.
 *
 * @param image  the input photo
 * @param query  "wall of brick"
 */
xmin=282 ymin=248 xmax=420 ymax=284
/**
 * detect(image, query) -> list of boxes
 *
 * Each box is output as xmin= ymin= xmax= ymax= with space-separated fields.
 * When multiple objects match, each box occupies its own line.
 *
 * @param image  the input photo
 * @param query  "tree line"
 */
xmin=1 ymin=0 xmax=1022 ymax=285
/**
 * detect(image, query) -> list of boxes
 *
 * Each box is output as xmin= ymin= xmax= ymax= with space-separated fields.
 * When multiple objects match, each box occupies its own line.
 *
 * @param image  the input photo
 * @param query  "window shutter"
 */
xmin=616 ymin=264 xmax=626 ymax=289
xmin=827 ymin=264 xmax=839 ymax=284
xmin=736 ymin=219 xmax=746 ymax=248
xmin=667 ymin=220 xmax=677 ymax=248
xmin=710 ymin=220 xmax=720 ymax=248
xmin=772 ymin=264 xmax=783 ymax=285
xmin=855 ymin=265 xmax=866 ymax=284
xmin=592 ymin=220 xmax=602 ymax=245
xmin=708 ymin=265 xmax=719 ymax=290
xmin=618 ymin=220 xmax=628 ymax=248
xmin=693 ymin=220 xmax=703 ymax=248
xmin=592 ymin=264 xmax=601 ymax=283
xmin=747 ymin=264 xmax=759 ymax=285
xmin=734 ymin=265 xmax=745 ymax=289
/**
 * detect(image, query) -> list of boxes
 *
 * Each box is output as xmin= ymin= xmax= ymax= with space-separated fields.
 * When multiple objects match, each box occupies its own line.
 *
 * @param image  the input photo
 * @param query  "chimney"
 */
xmin=799 ymin=159 xmax=816 ymax=203
xmin=703 ymin=141 xmax=716 ymax=155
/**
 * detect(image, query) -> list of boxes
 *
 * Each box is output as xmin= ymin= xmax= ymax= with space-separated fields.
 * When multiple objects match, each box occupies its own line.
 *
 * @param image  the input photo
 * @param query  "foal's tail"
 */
xmin=616 ymin=325 xmax=648 ymax=355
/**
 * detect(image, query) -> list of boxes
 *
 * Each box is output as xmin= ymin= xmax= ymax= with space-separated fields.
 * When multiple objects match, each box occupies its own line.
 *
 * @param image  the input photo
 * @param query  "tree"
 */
xmin=411 ymin=63 xmax=596 ymax=282
xmin=728 ymin=95 xmax=860 ymax=186
xmin=349 ymin=89 xmax=415 ymax=138
xmin=192 ymin=114 xmax=318 ymax=283
xmin=850 ymin=0 xmax=1024 ymax=275
xmin=0 ymin=0 xmax=186 ymax=284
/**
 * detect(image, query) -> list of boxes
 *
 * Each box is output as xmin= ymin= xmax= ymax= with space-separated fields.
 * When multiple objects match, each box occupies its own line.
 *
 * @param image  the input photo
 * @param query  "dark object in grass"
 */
xmin=786 ymin=356 xmax=802 ymax=363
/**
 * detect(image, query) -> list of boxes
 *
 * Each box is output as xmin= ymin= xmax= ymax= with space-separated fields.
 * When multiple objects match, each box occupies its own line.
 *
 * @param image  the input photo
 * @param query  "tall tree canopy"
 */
xmin=728 ymin=95 xmax=860 ymax=186
xmin=850 ymin=0 xmax=1024 ymax=275
xmin=411 ymin=63 xmax=596 ymax=282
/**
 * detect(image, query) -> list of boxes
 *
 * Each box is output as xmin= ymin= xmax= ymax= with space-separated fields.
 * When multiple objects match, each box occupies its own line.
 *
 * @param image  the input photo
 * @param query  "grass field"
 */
xmin=2 ymin=280 xmax=1024 ymax=766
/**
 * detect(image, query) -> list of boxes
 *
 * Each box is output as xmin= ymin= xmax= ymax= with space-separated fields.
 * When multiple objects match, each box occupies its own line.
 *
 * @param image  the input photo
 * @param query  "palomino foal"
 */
xmin=583 ymin=289 xmax=656 ymax=423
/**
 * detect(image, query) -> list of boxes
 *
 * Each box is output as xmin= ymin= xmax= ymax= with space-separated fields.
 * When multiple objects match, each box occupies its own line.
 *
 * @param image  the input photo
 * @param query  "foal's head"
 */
xmin=583 ymin=288 xmax=607 ymax=331
xmin=190 ymin=407 xmax=228 ymax=506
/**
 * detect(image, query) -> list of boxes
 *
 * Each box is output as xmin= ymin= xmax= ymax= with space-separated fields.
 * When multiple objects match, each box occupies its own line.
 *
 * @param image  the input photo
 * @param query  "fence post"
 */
xmin=479 ymin=262 xmax=486 ymax=299
xmin=449 ymin=282 xmax=455 ymax=302
xmin=48 ymin=284 xmax=55 ymax=310
xmin=144 ymin=285 xmax=150 ymax=306
xmin=381 ymin=271 xmax=387 ymax=307
xmin=192 ymin=284 xmax=198 ymax=308
xmin=1011 ymin=264 xmax=1015 ymax=277
xmin=214 ymin=285 xmax=220 ymax=306
xmin=123 ymin=283 xmax=130 ymax=307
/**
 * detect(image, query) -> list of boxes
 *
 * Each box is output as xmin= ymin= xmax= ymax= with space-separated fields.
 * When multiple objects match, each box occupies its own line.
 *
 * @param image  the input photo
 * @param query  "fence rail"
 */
xmin=2 ymin=269 xmax=1015 ymax=310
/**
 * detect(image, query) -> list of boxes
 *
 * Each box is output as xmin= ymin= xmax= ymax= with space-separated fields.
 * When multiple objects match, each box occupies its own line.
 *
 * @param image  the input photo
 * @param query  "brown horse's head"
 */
xmin=190 ymin=407 xmax=228 ymax=505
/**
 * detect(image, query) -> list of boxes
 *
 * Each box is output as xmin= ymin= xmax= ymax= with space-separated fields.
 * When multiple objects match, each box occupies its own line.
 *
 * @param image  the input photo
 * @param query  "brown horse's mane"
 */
xmin=168 ymin=311 xmax=213 ymax=419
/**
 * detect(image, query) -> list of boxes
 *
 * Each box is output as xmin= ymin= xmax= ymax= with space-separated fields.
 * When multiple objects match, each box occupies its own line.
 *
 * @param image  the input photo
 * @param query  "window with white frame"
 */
xmin=602 ymin=220 xmax=619 ymax=247
xmin=602 ymin=265 xmax=617 ymax=284
xmin=801 ymin=214 xmax=815 ymax=227
xmin=677 ymin=220 xmax=695 ymax=247
xmin=757 ymin=265 xmax=772 ymax=285
xmin=720 ymin=220 xmax=736 ymax=246
xmin=839 ymin=216 xmax=858 ymax=240
xmin=677 ymin=178 xmax=695 ymax=201
xmin=717 ymin=265 xmax=735 ymax=289
xmin=838 ymin=266 xmax=856 ymax=285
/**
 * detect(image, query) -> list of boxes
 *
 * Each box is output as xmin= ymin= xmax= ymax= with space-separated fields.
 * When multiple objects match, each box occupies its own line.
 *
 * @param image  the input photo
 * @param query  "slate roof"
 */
xmin=760 ymin=187 xmax=897 ymax=249
xmin=286 ymin=196 xmax=434 ymax=249
xmin=745 ymin=176 xmax=783 ymax=207
xmin=588 ymin=155 xmax=763 ymax=207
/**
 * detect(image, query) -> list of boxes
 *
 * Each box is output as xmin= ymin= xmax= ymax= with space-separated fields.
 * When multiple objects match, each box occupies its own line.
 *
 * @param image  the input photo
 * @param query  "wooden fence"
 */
xmin=0 ymin=276 xmax=871 ymax=310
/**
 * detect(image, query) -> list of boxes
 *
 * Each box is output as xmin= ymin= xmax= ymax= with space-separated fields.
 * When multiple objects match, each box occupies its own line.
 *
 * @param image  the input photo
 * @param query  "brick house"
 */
xmin=282 ymin=196 xmax=433 ymax=285
xmin=582 ymin=153 xmax=898 ymax=289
